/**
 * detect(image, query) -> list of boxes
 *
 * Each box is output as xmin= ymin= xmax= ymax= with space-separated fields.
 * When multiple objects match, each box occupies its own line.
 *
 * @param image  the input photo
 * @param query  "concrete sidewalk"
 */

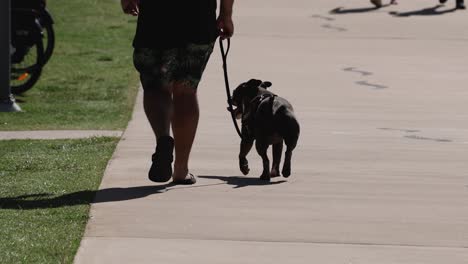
xmin=74 ymin=0 xmax=468 ymax=263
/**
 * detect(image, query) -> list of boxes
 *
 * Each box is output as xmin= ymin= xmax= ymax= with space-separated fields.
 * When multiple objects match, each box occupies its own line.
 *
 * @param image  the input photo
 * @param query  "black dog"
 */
xmin=231 ymin=79 xmax=300 ymax=181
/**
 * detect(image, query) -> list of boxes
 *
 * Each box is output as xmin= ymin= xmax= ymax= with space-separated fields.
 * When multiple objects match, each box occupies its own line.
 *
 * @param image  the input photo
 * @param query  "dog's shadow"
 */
xmin=330 ymin=5 xmax=391 ymax=14
xmin=389 ymin=5 xmax=457 ymax=17
xmin=198 ymin=175 xmax=287 ymax=189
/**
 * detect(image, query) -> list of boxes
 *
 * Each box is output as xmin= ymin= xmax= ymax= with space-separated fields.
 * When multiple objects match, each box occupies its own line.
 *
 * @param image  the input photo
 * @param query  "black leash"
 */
xmin=219 ymin=38 xmax=243 ymax=139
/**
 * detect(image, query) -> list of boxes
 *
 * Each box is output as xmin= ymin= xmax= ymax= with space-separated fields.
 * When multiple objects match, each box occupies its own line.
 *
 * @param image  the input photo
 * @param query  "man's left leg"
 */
xmin=169 ymin=43 xmax=214 ymax=184
xmin=171 ymin=83 xmax=199 ymax=181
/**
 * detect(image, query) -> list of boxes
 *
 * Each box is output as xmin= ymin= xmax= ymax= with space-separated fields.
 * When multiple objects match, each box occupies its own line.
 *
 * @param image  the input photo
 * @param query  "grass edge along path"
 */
xmin=0 ymin=137 xmax=119 ymax=263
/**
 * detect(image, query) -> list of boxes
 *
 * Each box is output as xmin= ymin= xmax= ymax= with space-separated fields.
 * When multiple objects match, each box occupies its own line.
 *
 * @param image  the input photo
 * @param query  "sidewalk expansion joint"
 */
xmin=84 ymin=236 xmax=468 ymax=250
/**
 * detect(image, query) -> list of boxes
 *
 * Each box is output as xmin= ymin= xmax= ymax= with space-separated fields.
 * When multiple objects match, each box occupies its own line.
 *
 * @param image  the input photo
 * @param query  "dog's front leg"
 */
xmin=239 ymin=138 xmax=253 ymax=175
xmin=255 ymin=140 xmax=270 ymax=181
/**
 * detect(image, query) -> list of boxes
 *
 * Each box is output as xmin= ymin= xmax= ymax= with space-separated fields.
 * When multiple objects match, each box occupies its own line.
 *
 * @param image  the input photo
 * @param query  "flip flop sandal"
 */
xmin=172 ymin=173 xmax=197 ymax=185
xmin=148 ymin=136 xmax=174 ymax=183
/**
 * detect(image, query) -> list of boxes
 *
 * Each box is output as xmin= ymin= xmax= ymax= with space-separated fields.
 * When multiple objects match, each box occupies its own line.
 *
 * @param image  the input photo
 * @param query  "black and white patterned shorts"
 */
xmin=133 ymin=42 xmax=215 ymax=90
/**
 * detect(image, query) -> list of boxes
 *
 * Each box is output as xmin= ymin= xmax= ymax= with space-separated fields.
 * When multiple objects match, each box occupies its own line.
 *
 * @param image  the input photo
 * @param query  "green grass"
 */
xmin=0 ymin=137 xmax=119 ymax=263
xmin=0 ymin=0 xmax=139 ymax=130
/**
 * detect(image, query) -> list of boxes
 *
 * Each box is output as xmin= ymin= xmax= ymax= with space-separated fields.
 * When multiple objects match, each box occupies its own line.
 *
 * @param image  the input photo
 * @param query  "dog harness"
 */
xmin=241 ymin=93 xmax=277 ymax=140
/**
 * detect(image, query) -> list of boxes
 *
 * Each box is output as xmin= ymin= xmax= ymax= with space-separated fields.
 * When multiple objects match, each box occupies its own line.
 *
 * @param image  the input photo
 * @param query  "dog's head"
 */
xmin=231 ymin=79 xmax=272 ymax=119
xmin=232 ymin=79 xmax=272 ymax=105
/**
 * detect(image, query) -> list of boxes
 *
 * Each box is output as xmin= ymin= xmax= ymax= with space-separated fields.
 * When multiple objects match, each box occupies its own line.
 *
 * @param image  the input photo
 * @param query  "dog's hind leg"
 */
xmin=271 ymin=141 xmax=283 ymax=178
xmin=255 ymin=140 xmax=271 ymax=181
xmin=282 ymin=147 xmax=293 ymax=178
xmin=282 ymin=131 xmax=299 ymax=178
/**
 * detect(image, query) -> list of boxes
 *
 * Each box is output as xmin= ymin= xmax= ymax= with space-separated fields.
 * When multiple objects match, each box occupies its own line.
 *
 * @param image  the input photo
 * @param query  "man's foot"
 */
xmin=439 ymin=0 xmax=448 ymax=3
xmin=172 ymin=173 xmax=197 ymax=185
xmin=370 ymin=0 xmax=383 ymax=7
xmin=148 ymin=136 xmax=174 ymax=182
xmin=457 ymin=2 xmax=466 ymax=9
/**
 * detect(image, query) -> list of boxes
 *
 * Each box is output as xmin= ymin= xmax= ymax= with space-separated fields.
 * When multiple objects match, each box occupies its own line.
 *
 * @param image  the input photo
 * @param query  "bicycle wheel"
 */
xmin=42 ymin=22 xmax=55 ymax=63
xmin=11 ymin=40 xmax=45 ymax=94
xmin=10 ymin=68 xmax=43 ymax=95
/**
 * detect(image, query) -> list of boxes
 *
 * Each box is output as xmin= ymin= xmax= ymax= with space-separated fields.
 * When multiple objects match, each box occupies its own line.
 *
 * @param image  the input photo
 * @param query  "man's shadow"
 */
xmin=1 ymin=175 xmax=287 ymax=210
xmin=0 ymin=183 xmax=174 ymax=210
xmin=330 ymin=4 xmax=392 ymax=14
xmin=389 ymin=5 xmax=457 ymax=17
xmin=198 ymin=175 xmax=287 ymax=189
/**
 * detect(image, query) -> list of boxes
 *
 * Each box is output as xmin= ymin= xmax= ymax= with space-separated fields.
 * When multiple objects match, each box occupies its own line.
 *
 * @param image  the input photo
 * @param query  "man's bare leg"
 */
xmin=144 ymin=86 xmax=176 ymax=183
xmin=171 ymin=83 xmax=199 ymax=181
xmin=143 ymin=87 xmax=172 ymax=139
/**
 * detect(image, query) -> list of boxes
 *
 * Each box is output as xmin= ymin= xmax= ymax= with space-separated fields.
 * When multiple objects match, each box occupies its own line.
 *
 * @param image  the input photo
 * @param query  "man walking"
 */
xmin=121 ymin=0 xmax=235 ymax=184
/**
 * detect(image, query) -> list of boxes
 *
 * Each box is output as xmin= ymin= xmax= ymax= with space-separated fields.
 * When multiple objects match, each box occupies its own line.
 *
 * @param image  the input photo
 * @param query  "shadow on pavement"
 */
xmin=198 ymin=175 xmax=287 ymax=189
xmin=389 ymin=5 xmax=457 ymax=16
xmin=330 ymin=5 xmax=390 ymax=14
xmin=0 ymin=175 xmax=288 ymax=209
xmin=0 ymin=184 xmax=172 ymax=210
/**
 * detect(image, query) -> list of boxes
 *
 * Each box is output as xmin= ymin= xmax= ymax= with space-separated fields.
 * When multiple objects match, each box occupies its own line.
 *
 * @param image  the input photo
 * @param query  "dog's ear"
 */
xmin=246 ymin=79 xmax=262 ymax=88
xmin=260 ymin=81 xmax=272 ymax=89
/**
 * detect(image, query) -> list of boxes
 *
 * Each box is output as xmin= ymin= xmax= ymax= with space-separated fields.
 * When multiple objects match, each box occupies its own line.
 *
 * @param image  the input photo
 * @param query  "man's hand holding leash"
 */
xmin=217 ymin=0 xmax=234 ymax=39
xmin=121 ymin=0 xmax=139 ymax=16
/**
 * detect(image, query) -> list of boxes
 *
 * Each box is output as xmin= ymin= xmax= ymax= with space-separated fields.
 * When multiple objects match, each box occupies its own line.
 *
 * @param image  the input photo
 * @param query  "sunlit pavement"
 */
xmin=75 ymin=1 xmax=468 ymax=263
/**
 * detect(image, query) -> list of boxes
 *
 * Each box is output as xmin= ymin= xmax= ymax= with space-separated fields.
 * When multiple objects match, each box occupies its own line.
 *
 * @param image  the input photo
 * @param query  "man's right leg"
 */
xmin=143 ymin=87 xmax=172 ymax=139
xmin=143 ymin=85 xmax=176 ymax=182
xmin=134 ymin=47 xmax=177 ymax=182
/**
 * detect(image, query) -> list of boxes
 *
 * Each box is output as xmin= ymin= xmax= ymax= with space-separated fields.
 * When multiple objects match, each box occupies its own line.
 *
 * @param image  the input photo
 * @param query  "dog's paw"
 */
xmin=239 ymin=158 xmax=250 ymax=175
xmin=240 ymin=164 xmax=250 ymax=175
